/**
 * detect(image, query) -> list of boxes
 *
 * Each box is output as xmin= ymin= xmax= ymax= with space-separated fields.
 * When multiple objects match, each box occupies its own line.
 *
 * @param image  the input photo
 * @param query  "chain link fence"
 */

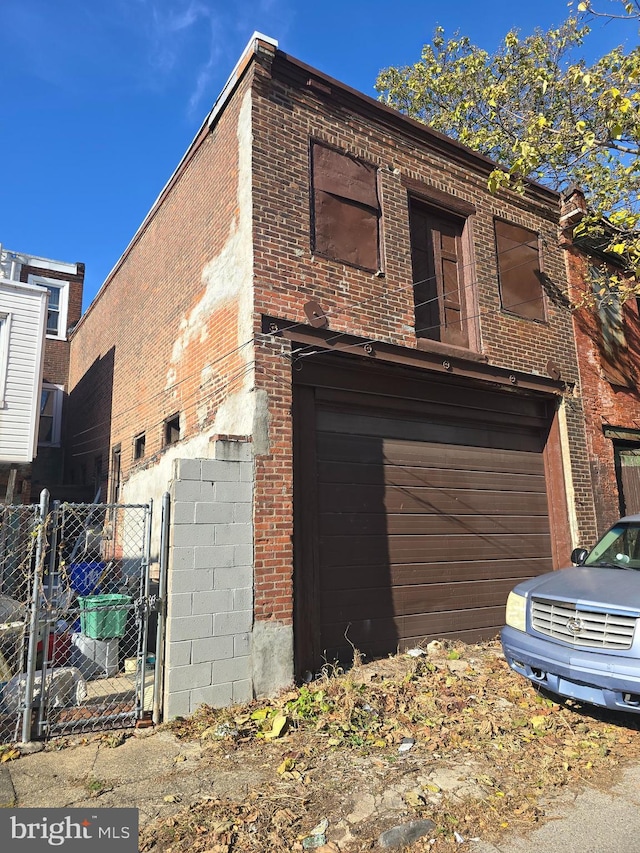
xmin=0 ymin=492 xmax=166 ymax=743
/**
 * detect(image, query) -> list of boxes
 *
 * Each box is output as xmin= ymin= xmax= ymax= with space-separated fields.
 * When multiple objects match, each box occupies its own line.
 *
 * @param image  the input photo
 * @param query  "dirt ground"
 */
xmin=123 ymin=640 xmax=640 ymax=853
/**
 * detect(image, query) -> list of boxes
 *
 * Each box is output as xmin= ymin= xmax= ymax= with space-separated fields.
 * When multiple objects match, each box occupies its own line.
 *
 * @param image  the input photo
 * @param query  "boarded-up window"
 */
xmin=590 ymin=264 xmax=631 ymax=386
xmin=311 ymin=143 xmax=379 ymax=271
xmin=495 ymin=220 xmax=545 ymax=320
xmin=409 ymin=201 xmax=469 ymax=347
xmin=616 ymin=445 xmax=640 ymax=516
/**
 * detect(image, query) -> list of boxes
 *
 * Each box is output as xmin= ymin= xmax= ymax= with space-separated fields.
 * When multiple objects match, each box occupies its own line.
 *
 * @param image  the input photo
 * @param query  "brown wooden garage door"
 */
xmin=294 ymin=361 xmax=558 ymax=673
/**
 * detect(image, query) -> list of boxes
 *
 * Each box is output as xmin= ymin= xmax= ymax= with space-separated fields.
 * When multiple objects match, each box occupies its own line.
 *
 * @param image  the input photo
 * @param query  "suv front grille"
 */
xmin=531 ymin=598 xmax=637 ymax=650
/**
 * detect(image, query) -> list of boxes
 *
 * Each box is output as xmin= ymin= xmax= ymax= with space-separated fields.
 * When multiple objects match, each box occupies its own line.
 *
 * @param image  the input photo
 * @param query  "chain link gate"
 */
xmin=0 ymin=491 xmax=168 ymax=743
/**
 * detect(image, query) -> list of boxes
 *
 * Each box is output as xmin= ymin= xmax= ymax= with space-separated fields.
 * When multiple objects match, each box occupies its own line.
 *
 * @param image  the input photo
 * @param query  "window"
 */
xmin=0 ymin=312 xmax=9 ymax=407
xmin=311 ymin=142 xmax=380 ymax=271
xmin=93 ymin=455 xmax=103 ymax=498
xmin=590 ymin=264 xmax=630 ymax=386
xmin=110 ymin=445 xmax=121 ymax=503
xmin=409 ymin=201 xmax=469 ymax=347
xmin=38 ymin=384 xmax=63 ymax=445
xmin=495 ymin=220 xmax=545 ymax=320
xmin=27 ymin=275 xmax=69 ymax=339
xmin=134 ymin=432 xmax=146 ymax=460
xmin=164 ymin=414 xmax=180 ymax=446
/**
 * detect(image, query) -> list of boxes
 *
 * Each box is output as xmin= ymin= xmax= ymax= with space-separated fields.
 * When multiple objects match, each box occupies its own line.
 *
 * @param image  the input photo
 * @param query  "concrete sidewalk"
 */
xmin=0 ymin=729 xmax=269 ymax=828
xmin=1 ymin=729 xmax=638 ymax=851
xmin=472 ymin=764 xmax=640 ymax=853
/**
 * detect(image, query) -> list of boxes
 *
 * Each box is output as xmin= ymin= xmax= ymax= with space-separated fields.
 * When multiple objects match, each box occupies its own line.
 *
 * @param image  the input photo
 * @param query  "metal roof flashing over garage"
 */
xmin=264 ymin=315 xmax=569 ymax=397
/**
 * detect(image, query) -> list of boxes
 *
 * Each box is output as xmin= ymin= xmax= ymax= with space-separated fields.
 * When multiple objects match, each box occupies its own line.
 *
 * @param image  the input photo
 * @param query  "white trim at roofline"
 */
xmin=2 ymin=250 xmax=78 ymax=275
xmin=0 ymin=277 xmax=50 ymax=296
xmin=207 ymin=32 xmax=279 ymax=129
xmin=0 ymin=312 xmax=10 ymax=408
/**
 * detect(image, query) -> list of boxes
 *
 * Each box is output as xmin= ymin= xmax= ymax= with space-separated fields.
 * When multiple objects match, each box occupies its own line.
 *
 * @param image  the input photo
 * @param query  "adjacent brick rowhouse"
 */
xmin=0 ymin=253 xmax=84 ymax=503
xmin=67 ymin=36 xmax=599 ymax=711
xmin=562 ymin=189 xmax=640 ymax=535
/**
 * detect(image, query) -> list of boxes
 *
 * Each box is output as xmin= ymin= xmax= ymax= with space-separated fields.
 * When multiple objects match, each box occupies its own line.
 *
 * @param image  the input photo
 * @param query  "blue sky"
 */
xmin=1 ymin=0 xmax=635 ymax=308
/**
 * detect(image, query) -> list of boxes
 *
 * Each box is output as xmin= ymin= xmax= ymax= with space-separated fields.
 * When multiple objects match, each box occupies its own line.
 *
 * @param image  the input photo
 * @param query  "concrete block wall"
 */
xmin=165 ymin=444 xmax=254 ymax=718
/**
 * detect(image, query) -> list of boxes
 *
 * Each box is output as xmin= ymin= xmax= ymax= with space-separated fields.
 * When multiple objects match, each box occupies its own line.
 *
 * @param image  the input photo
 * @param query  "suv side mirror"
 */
xmin=571 ymin=547 xmax=588 ymax=566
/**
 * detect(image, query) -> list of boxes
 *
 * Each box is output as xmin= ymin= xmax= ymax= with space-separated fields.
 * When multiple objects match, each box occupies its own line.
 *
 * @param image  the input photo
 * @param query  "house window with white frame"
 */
xmin=0 ymin=312 xmax=9 ymax=408
xmin=27 ymin=275 xmax=69 ymax=339
xmin=38 ymin=384 xmax=63 ymax=446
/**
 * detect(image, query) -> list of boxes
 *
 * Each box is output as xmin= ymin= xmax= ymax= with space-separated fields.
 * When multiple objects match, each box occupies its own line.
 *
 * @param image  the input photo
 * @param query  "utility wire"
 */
xmin=66 ymin=233 xmax=559 ymax=447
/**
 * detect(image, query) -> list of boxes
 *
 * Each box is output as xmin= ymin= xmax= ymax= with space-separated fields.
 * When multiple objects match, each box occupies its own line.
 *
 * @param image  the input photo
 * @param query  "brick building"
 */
xmin=562 ymin=188 xmax=640 ymax=535
xmin=66 ymin=35 xmax=597 ymax=714
xmin=0 ymin=247 xmax=84 ymax=503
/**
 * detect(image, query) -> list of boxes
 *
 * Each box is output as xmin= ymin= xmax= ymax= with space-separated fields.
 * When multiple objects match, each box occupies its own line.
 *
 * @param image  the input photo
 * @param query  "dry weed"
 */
xmin=142 ymin=640 xmax=640 ymax=852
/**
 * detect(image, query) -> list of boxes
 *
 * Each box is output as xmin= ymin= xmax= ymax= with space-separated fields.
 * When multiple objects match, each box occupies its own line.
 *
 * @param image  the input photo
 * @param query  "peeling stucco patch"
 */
xmin=166 ymin=90 xmax=255 ymax=390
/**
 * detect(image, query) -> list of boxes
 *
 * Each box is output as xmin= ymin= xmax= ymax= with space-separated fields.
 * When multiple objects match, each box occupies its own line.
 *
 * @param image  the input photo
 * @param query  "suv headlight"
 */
xmin=505 ymin=591 xmax=527 ymax=632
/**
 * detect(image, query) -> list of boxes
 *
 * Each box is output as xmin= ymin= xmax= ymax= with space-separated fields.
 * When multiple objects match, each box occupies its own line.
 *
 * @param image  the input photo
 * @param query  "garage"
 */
xmin=293 ymin=355 xmax=566 ymax=674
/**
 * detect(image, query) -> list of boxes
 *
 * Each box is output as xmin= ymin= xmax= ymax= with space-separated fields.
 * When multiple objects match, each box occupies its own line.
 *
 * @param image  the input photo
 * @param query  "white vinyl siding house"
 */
xmin=0 ymin=278 xmax=48 ymax=463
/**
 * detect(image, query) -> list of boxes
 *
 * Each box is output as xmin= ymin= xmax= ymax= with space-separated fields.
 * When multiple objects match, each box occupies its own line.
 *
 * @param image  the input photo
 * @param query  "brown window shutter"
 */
xmin=495 ymin=219 xmax=545 ymax=321
xmin=311 ymin=143 xmax=380 ymax=271
xmin=410 ymin=201 xmax=468 ymax=347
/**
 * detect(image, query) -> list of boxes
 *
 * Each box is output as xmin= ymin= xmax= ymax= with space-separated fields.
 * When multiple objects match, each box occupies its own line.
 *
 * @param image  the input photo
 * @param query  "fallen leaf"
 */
xmin=251 ymin=708 xmax=271 ymax=721
xmin=264 ymin=714 xmax=289 ymax=739
xmin=1 ymin=748 xmax=20 ymax=763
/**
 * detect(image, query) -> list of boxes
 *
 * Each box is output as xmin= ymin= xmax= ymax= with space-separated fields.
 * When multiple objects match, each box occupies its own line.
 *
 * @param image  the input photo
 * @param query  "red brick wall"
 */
xmin=249 ymin=53 xmax=597 ymax=623
xmin=20 ymin=261 xmax=84 ymax=498
xmin=565 ymin=242 xmax=640 ymax=534
xmin=20 ymin=263 xmax=84 ymax=388
xmin=67 ymin=48 xmax=598 ymax=634
xmin=66 ymin=73 xmax=253 ymax=494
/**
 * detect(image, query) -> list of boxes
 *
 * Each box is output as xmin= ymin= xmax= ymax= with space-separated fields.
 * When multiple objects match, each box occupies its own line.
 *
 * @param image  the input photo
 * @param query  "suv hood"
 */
xmin=515 ymin=566 xmax=640 ymax=615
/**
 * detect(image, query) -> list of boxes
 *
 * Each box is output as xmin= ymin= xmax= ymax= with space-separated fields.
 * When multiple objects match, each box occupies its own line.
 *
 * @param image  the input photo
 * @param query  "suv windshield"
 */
xmin=584 ymin=522 xmax=640 ymax=570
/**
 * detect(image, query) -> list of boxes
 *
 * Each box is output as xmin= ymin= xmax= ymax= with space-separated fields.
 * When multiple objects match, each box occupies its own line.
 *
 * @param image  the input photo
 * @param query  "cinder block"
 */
xmin=214 ymin=481 xmax=252 ymax=504
xmin=233 ymin=587 xmax=253 ymax=612
xmin=232 ymin=679 xmax=253 ymax=704
xmin=165 ymin=690 xmax=191 ymax=720
xmin=195 ymin=502 xmax=233 ymax=524
xmin=194 ymin=545 xmax=235 ymax=569
xmin=167 ymin=661 xmax=212 ymax=692
xmin=215 ymin=523 xmax=252 ymax=546
xmin=172 ymin=524 xmax=215 ymax=548
xmin=170 ymin=546 xmax=196 ymax=571
xmin=234 ymin=632 xmax=251 ymax=657
xmin=233 ymin=502 xmax=253 ymax=524
xmin=172 ymin=479 xmax=215 ymax=503
xmin=169 ymin=569 xmax=214 ymax=593
xmin=233 ymin=544 xmax=254 ymax=566
xmin=213 ymin=440 xmax=253 ymax=463
xmin=193 ymin=569 xmax=216 ymax=591
xmin=214 ymin=609 xmax=252 ymax=636
xmin=190 ymin=682 xmax=233 ymax=709
xmin=239 ymin=463 xmax=254 ymax=482
xmin=172 ymin=502 xmax=196 ymax=524
xmin=169 ymin=592 xmax=193 ymax=618
xmin=201 ymin=459 xmax=242 ymax=482
xmin=166 ymin=641 xmax=192 ymax=668
xmin=174 ymin=458 xmax=202 ymax=480
xmin=213 ymin=656 xmax=251 ymax=684
xmin=169 ymin=614 xmax=213 ymax=642
xmin=192 ymin=635 xmax=234 ymax=664
xmin=214 ymin=565 xmax=253 ymax=590
xmin=191 ymin=589 xmax=233 ymax=615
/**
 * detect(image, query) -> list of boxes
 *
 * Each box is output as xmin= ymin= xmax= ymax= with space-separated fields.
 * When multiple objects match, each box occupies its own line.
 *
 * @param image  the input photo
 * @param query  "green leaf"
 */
xmin=251 ymin=708 xmax=271 ymax=720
